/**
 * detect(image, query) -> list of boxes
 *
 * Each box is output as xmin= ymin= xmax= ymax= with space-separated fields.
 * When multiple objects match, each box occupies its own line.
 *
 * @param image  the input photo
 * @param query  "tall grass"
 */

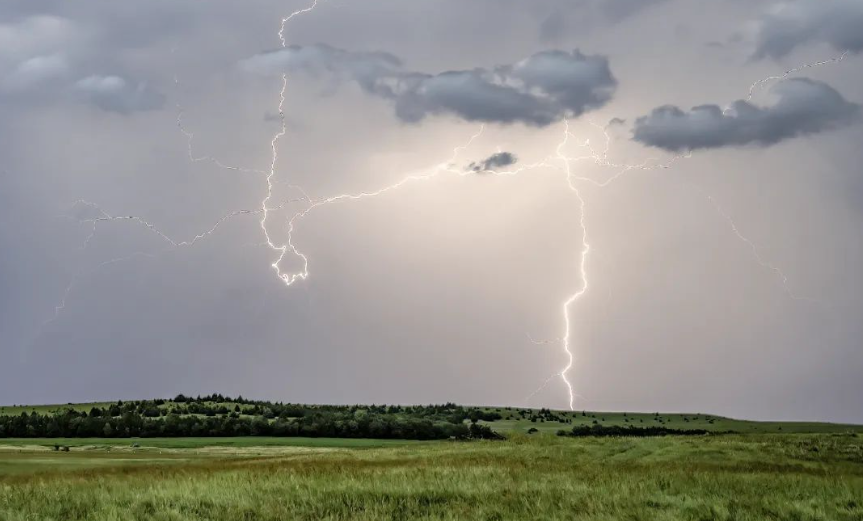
xmin=1 ymin=434 xmax=861 ymax=520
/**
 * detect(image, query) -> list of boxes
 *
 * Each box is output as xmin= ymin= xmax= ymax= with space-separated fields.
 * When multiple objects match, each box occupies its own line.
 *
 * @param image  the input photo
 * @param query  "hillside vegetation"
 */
xmin=0 ymin=395 xmax=503 ymax=441
xmin=2 ymin=395 xmax=861 ymax=441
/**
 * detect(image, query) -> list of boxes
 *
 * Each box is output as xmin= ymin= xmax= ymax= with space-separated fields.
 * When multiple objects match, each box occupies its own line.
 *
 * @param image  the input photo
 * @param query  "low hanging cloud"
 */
xmin=467 ymin=152 xmax=518 ymax=173
xmin=632 ymin=78 xmax=860 ymax=152
xmin=752 ymin=0 xmax=863 ymax=60
xmin=241 ymin=45 xmax=616 ymax=126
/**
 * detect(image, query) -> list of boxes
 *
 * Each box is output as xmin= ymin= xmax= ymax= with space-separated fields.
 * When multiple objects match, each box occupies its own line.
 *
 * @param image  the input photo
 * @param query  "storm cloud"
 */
xmin=752 ymin=0 xmax=863 ymax=60
xmin=632 ymin=78 xmax=859 ymax=151
xmin=241 ymin=45 xmax=616 ymax=126
xmin=467 ymin=152 xmax=518 ymax=173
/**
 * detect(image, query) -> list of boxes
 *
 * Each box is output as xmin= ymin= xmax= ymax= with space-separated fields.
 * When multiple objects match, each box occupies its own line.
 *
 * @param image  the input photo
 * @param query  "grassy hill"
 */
xmin=2 ymin=396 xmax=861 ymax=437
xmin=1 ymin=397 xmax=862 ymax=520
xmin=476 ymin=408 xmax=863 ymax=434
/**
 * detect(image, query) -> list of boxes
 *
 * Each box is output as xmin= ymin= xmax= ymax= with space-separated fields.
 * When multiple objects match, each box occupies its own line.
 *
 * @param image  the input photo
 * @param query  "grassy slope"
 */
xmin=4 ymin=402 xmax=862 ymax=434
xmin=1 ymin=434 xmax=861 ymax=520
xmin=482 ymin=410 xmax=863 ymax=434
xmin=0 ymin=402 xmax=115 ymax=416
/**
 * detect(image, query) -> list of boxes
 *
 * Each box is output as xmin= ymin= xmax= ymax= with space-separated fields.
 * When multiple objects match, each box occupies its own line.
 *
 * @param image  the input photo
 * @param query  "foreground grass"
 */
xmin=1 ymin=434 xmax=862 ymax=521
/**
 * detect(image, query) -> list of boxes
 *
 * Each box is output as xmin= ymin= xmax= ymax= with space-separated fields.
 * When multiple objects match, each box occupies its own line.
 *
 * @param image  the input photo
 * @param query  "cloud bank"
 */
xmin=632 ymin=78 xmax=859 ymax=151
xmin=241 ymin=45 xmax=616 ymax=126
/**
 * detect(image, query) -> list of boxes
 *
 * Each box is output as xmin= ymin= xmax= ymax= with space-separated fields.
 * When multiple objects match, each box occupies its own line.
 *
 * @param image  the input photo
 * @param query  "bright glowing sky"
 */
xmin=2 ymin=0 xmax=862 ymax=422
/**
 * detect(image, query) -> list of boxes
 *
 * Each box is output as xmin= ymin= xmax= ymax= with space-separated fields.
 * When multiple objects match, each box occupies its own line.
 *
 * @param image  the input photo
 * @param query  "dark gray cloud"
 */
xmin=632 ymin=78 xmax=859 ymax=151
xmin=241 ymin=45 xmax=616 ymax=126
xmin=753 ymin=0 xmax=863 ymax=60
xmin=467 ymin=152 xmax=518 ymax=173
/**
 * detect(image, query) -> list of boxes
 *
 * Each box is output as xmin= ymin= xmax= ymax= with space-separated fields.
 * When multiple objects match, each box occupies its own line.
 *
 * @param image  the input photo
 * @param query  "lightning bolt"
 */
xmin=36 ymin=1 xmax=327 ymax=337
xmin=258 ymin=0 xmax=327 ymax=286
xmin=706 ymin=194 xmax=815 ymax=302
xmin=43 ymin=252 xmax=157 ymax=330
xmin=72 ymin=197 xmax=308 ymax=251
xmin=557 ymin=122 xmax=590 ymax=411
xmin=518 ymin=46 xmax=849 ymax=408
xmin=175 ymin=109 xmax=267 ymax=177
xmin=36 ymin=3 xmax=850 ymax=415
xmin=36 ymin=195 xmax=306 ymax=341
xmin=274 ymin=126 xmax=485 ymax=286
xmin=747 ymin=50 xmax=850 ymax=101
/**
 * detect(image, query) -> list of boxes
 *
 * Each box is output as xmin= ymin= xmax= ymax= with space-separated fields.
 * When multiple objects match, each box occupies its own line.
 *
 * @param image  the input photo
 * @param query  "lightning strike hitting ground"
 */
xmin=521 ymin=49 xmax=849 ymax=407
xmin=39 ymin=4 xmax=850 ymax=414
xmin=556 ymin=121 xmax=591 ymax=411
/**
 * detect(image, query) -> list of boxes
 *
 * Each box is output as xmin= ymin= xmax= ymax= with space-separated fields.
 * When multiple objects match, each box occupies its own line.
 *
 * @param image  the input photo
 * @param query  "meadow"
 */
xmin=5 ymin=395 xmax=863 ymax=438
xmin=2 ymin=398 xmax=862 ymax=520
xmin=1 ymin=433 xmax=862 ymax=520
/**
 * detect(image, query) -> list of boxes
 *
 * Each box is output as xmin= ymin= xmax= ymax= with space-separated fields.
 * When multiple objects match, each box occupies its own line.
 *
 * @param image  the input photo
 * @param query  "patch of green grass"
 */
xmin=0 ymin=402 xmax=114 ymax=416
xmin=484 ymin=410 xmax=863 ymax=434
xmin=0 ymin=451 xmax=200 ymax=477
xmin=1 ymin=434 xmax=861 ymax=520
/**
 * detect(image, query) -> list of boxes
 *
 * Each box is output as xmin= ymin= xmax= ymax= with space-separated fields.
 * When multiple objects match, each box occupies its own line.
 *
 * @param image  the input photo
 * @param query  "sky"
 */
xmin=1 ymin=0 xmax=862 ymax=423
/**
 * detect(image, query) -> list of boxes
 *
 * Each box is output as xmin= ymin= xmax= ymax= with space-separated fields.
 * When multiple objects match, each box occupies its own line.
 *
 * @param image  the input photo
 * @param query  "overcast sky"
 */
xmin=1 ymin=0 xmax=862 ymax=423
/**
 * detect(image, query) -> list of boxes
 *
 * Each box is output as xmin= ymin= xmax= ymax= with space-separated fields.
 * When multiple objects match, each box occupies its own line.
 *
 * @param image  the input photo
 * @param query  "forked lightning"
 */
xmin=41 ymin=1 xmax=847 ymax=413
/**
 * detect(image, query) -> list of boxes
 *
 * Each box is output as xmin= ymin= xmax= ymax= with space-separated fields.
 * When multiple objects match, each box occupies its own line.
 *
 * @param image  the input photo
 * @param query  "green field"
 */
xmin=6 ymin=398 xmax=863 ymax=436
xmin=3 ymin=399 xmax=862 ymax=519
xmin=482 ymin=410 xmax=863 ymax=434
xmin=1 ymin=434 xmax=862 ymax=520
xmin=0 ymin=402 xmax=115 ymax=416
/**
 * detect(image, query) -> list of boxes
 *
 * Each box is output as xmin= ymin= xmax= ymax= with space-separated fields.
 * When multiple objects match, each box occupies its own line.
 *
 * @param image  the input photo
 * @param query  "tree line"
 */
xmin=0 ymin=397 xmax=504 ymax=441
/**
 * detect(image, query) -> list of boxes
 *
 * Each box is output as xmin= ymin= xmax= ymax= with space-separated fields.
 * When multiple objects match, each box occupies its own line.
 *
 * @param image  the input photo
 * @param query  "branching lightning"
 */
xmin=38 ymin=195 xmax=306 ymax=338
xmin=44 ymin=252 xmax=157 ymax=330
xmin=747 ymin=50 xmax=849 ymax=101
xmin=706 ymin=195 xmax=815 ymax=302
xmin=258 ymin=0 xmax=325 ymax=286
xmin=275 ymin=126 xmax=485 ymax=286
xmin=38 ymin=2 xmax=850 ymax=414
